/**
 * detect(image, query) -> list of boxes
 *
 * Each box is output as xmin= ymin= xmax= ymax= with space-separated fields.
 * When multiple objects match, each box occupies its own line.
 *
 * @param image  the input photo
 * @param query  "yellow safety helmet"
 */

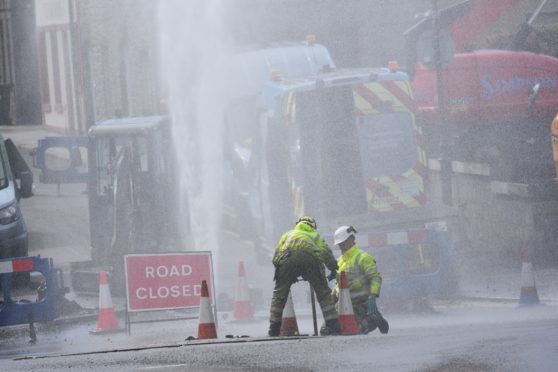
xmin=296 ymin=216 xmax=317 ymax=230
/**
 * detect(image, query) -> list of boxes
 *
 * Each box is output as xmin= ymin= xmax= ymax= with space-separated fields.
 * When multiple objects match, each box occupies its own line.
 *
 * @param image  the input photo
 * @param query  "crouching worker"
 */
xmin=331 ymin=225 xmax=389 ymax=334
xmin=268 ymin=216 xmax=342 ymax=336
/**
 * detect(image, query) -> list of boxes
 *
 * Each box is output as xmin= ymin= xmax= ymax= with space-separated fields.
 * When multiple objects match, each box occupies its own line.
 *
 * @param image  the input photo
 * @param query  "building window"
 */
xmin=51 ymin=29 xmax=62 ymax=109
xmin=38 ymin=30 xmax=51 ymax=112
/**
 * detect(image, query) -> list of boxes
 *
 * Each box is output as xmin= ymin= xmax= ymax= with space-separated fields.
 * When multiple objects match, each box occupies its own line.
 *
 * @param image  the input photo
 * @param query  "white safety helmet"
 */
xmin=333 ymin=225 xmax=357 ymax=245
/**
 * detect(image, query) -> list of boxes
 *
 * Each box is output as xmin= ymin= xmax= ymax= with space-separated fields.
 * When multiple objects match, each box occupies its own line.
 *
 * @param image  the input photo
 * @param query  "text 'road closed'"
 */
xmin=136 ymin=284 xmax=201 ymax=299
xmin=125 ymin=253 xmax=214 ymax=311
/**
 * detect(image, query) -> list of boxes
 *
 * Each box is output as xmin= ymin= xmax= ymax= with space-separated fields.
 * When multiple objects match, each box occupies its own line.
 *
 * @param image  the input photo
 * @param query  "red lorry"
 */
xmin=410 ymin=0 xmax=558 ymax=182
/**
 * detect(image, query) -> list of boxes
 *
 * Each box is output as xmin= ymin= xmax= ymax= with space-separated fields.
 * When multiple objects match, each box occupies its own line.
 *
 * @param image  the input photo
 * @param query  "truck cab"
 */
xmin=413 ymin=50 xmax=558 ymax=182
xmin=87 ymin=116 xmax=180 ymax=266
xmin=234 ymin=67 xmax=427 ymax=240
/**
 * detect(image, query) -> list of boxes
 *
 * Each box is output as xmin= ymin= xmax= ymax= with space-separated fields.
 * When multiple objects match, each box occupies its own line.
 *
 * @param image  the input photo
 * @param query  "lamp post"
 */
xmin=432 ymin=0 xmax=453 ymax=206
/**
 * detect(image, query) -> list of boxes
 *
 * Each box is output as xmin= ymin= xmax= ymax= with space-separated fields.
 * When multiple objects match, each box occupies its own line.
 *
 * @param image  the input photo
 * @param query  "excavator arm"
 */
xmin=444 ymin=0 xmax=522 ymax=52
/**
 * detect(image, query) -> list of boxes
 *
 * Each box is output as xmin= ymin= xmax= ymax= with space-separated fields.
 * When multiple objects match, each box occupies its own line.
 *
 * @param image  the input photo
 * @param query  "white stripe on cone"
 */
xmin=99 ymin=283 xmax=114 ymax=309
xmin=197 ymin=280 xmax=217 ymax=339
xmin=338 ymin=271 xmax=360 ymax=335
xmin=283 ymin=291 xmax=296 ymax=318
xmin=339 ymin=283 xmax=355 ymax=315
xmin=235 ymin=274 xmax=249 ymax=301
xmin=520 ymin=262 xmax=535 ymax=287
xmin=280 ymin=291 xmax=299 ymax=336
xmin=232 ymin=262 xmax=254 ymax=320
xmin=519 ymin=249 xmax=540 ymax=305
xmin=199 ymin=296 xmax=215 ymax=324
xmin=93 ymin=271 xmax=120 ymax=332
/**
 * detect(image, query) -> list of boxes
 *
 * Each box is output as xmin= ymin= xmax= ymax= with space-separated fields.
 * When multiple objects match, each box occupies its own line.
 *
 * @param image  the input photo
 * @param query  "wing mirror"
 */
xmin=4 ymin=139 xmax=34 ymax=199
xmin=528 ymin=82 xmax=541 ymax=107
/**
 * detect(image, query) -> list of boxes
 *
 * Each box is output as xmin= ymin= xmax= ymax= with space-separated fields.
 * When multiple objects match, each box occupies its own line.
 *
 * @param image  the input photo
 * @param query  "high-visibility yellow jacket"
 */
xmin=272 ymin=222 xmax=338 ymax=273
xmin=333 ymin=244 xmax=382 ymax=299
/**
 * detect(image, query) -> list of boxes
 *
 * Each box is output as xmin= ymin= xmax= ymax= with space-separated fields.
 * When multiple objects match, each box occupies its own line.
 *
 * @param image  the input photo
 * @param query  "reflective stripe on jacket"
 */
xmin=334 ymin=244 xmax=382 ymax=298
xmin=272 ymin=222 xmax=338 ymax=273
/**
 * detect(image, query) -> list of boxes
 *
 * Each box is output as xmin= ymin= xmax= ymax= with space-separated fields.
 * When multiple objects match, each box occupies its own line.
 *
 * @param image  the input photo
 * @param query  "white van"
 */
xmin=0 ymin=133 xmax=33 ymax=260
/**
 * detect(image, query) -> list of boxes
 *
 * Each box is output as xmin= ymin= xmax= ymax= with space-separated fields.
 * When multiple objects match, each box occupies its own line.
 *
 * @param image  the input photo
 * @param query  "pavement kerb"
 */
xmin=454 ymin=296 xmax=558 ymax=305
xmin=13 ymin=334 xmax=321 ymax=361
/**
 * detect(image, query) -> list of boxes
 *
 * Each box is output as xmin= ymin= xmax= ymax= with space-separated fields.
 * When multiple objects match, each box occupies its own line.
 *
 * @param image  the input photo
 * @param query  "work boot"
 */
xmin=268 ymin=321 xmax=281 ymax=337
xmin=375 ymin=311 xmax=389 ymax=334
xmin=362 ymin=317 xmax=377 ymax=335
xmin=319 ymin=322 xmax=329 ymax=336
xmin=368 ymin=310 xmax=389 ymax=334
xmin=324 ymin=318 xmax=342 ymax=336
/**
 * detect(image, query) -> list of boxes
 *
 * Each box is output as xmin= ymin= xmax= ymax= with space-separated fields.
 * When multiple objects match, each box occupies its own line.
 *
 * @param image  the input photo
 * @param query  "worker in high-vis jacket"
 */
xmin=332 ymin=225 xmax=389 ymax=334
xmin=268 ymin=216 xmax=341 ymax=336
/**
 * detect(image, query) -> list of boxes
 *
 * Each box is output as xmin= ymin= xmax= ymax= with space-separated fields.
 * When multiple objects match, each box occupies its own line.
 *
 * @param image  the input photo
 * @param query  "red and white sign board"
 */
xmin=124 ymin=252 xmax=214 ymax=312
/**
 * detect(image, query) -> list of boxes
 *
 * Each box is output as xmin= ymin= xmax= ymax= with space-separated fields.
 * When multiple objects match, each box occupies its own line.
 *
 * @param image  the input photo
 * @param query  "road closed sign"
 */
xmin=124 ymin=252 xmax=214 ymax=311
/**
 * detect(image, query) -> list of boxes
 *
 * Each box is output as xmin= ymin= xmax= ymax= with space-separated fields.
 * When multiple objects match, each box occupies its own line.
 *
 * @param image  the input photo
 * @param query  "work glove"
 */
xmin=365 ymin=296 xmax=377 ymax=315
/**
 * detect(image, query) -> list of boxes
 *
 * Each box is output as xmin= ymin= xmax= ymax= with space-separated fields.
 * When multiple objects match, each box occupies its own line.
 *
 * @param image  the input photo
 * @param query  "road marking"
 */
xmin=143 ymin=364 xmax=189 ymax=370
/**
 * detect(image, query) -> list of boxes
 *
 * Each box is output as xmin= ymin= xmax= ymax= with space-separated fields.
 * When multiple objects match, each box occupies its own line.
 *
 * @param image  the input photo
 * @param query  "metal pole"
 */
xmin=125 ymin=298 xmax=131 ymax=336
xmin=528 ymin=0 xmax=548 ymax=26
xmin=433 ymin=0 xmax=445 ymax=122
xmin=28 ymin=313 xmax=37 ymax=344
xmin=310 ymin=285 xmax=318 ymax=336
xmin=433 ymin=0 xmax=452 ymax=206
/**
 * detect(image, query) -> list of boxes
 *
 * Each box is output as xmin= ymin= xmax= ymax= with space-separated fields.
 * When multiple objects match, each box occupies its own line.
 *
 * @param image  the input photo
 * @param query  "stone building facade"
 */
xmin=35 ymin=0 xmax=160 ymax=133
xmin=0 ymin=0 xmax=41 ymax=125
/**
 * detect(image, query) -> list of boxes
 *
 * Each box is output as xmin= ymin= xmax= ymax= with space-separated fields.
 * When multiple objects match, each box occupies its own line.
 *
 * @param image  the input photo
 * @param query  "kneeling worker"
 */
xmin=332 ymin=225 xmax=389 ymax=334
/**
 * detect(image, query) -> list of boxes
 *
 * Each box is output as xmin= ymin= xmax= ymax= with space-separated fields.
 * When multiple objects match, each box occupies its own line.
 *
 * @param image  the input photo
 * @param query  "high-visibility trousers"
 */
xmin=269 ymin=250 xmax=337 ymax=323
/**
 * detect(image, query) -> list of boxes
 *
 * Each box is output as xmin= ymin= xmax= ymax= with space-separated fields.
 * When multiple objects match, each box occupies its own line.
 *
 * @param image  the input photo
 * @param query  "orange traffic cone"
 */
xmin=338 ymin=271 xmax=360 ymax=335
xmin=519 ymin=248 xmax=540 ymax=305
xmin=198 ymin=280 xmax=217 ymax=339
xmin=91 ymin=271 xmax=121 ymax=334
xmin=280 ymin=291 xmax=299 ymax=336
xmin=232 ymin=261 xmax=254 ymax=321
